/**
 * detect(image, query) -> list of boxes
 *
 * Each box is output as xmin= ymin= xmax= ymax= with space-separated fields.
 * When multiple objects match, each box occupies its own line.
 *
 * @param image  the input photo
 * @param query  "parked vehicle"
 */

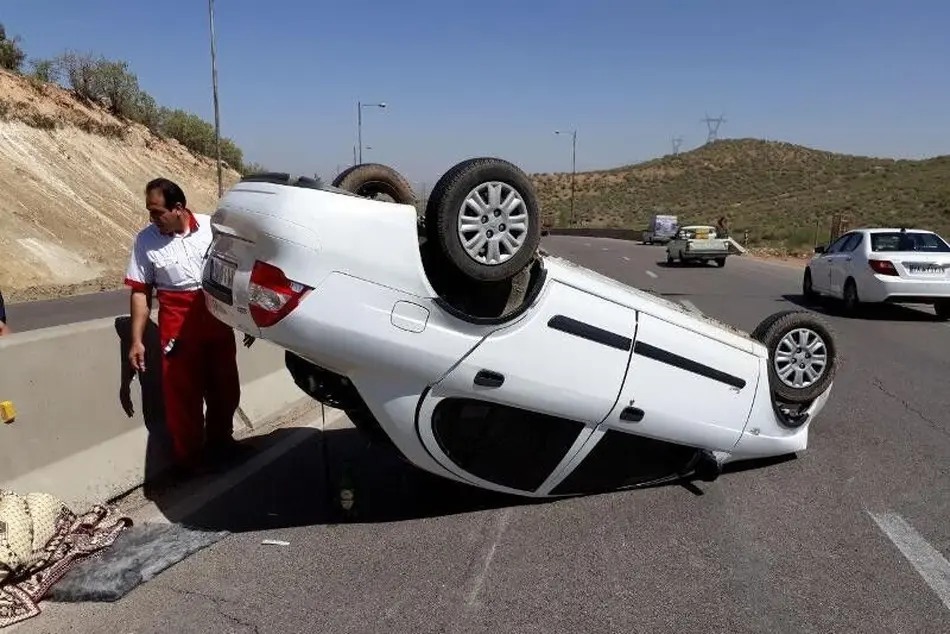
xmin=642 ymin=214 xmax=678 ymax=245
xmin=803 ymin=227 xmax=950 ymax=319
xmin=202 ymin=158 xmax=839 ymax=498
xmin=666 ymin=225 xmax=733 ymax=267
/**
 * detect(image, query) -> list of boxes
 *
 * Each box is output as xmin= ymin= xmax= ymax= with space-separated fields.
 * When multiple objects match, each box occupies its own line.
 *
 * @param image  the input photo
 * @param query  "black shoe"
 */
xmin=205 ymin=437 xmax=254 ymax=466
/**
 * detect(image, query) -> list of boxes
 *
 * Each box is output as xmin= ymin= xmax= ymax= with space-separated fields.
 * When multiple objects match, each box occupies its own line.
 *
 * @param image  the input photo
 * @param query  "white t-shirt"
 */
xmin=124 ymin=212 xmax=214 ymax=292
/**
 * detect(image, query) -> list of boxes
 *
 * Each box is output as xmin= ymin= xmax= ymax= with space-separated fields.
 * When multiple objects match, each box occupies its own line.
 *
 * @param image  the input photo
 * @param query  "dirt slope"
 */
xmin=0 ymin=69 xmax=241 ymax=302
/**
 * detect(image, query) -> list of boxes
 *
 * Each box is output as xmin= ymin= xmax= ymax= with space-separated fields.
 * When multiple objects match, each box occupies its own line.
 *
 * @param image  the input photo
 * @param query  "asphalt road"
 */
xmin=15 ymin=237 xmax=950 ymax=634
xmin=5 ymin=289 xmax=129 ymax=332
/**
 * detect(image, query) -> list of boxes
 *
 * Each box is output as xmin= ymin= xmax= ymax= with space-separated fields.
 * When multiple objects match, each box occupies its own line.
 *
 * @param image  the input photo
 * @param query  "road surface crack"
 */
xmin=157 ymin=583 xmax=261 ymax=634
xmin=872 ymin=378 xmax=950 ymax=439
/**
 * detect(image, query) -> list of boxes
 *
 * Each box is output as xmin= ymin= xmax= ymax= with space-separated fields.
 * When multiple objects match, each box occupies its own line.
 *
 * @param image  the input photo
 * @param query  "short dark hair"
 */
xmin=145 ymin=177 xmax=187 ymax=209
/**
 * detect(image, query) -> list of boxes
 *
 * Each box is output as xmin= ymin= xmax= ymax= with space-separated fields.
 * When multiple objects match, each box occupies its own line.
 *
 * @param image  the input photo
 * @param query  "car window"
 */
xmin=825 ymin=235 xmax=851 ymax=254
xmin=840 ymin=233 xmax=863 ymax=252
xmin=679 ymin=227 xmax=716 ymax=239
xmin=870 ymin=231 xmax=950 ymax=253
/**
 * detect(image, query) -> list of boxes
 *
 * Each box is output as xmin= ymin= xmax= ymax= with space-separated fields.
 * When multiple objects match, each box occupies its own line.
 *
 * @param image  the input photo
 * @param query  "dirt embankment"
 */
xmin=0 ymin=69 xmax=241 ymax=303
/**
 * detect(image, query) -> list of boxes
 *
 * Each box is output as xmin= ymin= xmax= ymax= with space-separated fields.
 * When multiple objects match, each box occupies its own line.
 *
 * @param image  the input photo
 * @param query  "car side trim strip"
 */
xmin=633 ymin=341 xmax=747 ymax=389
xmin=547 ymin=315 xmax=633 ymax=351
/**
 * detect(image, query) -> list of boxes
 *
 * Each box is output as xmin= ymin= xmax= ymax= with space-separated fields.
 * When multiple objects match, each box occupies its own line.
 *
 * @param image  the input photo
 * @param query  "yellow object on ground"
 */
xmin=0 ymin=400 xmax=16 ymax=424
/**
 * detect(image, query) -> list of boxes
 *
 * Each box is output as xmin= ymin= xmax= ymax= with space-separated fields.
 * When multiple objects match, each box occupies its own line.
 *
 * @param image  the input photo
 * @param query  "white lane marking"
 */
xmin=601 ymin=247 xmax=609 ymax=251
xmin=868 ymin=511 xmax=950 ymax=612
xmin=645 ymin=270 xmax=658 ymax=279
xmin=583 ymin=242 xmax=591 ymax=247
xmin=622 ymin=256 xmax=630 ymax=262
xmin=680 ymin=299 xmax=702 ymax=315
xmin=136 ymin=408 xmax=348 ymax=524
xmin=465 ymin=508 xmax=512 ymax=608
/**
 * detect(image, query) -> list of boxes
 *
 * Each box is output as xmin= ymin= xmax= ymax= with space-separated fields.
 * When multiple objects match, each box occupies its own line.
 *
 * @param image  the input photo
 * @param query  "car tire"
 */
xmin=802 ymin=268 xmax=818 ymax=303
xmin=935 ymin=300 xmax=950 ymax=321
xmin=424 ymin=157 xmax=541 ymax=283
xmin=753 ymin=310 xmax=837 ymax=405
xmin=331 ymin=163 xmax=417 ymax=205
xmin=714 ymin=257 xmax=726 ymax=268
xmin=842 ymin=278 xmax=860 ymax=316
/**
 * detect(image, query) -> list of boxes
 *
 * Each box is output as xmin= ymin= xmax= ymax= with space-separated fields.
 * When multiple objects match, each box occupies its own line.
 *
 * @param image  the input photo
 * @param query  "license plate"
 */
xmin=907 ymin=264 xmax=944 ymax=274
xmin=209 ymin=256 xmax=236 ymax=288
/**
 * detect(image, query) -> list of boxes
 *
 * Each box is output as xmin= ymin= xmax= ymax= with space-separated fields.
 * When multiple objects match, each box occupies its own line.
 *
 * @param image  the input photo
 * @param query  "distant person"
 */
xmin=716 ymin=216 xmax=730 ymax=238
xmin=0 ymin=287 xmax=8 ymax=336
xmin=124 ymin=177 xmax=246 ymax=475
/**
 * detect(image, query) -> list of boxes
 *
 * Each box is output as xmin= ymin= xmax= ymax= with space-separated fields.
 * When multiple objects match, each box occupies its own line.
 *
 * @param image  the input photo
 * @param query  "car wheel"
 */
xmin=935 ymin=300 xmax=950 ymax=321
xmin=802 ymin=268 xmax=817 ymax=303
xmin=331 ymin=163 xmax=417 ymax=205
xmin=425 ymin=157 xmax=541 ymax=283
xmin=667 ymin=251 xmax=674 ymax=264
xmin=754 ymin=310 xmax=837 ymax=405
xmin=842 ymin=278 xmax=860 ymax=316
xmin=714 ymin=257 xmax=726 ymax=268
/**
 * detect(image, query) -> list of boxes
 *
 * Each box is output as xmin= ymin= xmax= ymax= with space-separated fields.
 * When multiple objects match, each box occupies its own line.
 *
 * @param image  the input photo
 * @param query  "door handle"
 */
xmin=619 ymin=406 xmax=644 ymax=422
xmin=474 ymin=369 xmax=505 ymax=388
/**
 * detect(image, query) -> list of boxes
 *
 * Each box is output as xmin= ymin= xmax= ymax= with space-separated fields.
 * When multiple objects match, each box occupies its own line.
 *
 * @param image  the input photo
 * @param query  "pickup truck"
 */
xmin=666 ymin=225 xmax=741 ymax=267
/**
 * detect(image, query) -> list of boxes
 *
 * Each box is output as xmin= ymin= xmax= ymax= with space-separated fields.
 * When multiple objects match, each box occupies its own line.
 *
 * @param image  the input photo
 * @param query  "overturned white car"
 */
xmin=201 ymin=158 xmax=838 ymax=498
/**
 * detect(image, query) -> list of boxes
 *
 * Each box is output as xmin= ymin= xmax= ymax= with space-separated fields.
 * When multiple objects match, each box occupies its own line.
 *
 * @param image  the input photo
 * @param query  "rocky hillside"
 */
xmin=532 ymin=139 xmax=950 ymax=250
xmin=0 ymin=69 xmax=241 ymax=302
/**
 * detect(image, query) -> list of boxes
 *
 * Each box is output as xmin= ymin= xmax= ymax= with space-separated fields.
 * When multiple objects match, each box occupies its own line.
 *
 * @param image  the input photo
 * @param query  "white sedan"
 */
xmin=803 ymin=227 xmax=950 ymax=319
xmin=201 ymin=158 xmax=839 ymax=498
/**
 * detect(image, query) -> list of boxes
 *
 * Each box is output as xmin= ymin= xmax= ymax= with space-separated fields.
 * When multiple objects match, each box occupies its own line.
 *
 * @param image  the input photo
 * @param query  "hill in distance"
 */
xmin=531 ymin=138 xmax=950 ymax=253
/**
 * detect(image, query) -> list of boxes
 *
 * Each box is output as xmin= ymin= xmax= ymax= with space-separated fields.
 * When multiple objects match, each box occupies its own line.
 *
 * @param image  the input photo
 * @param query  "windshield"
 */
xmin=870 ymin=231 xmax=950 ymax=253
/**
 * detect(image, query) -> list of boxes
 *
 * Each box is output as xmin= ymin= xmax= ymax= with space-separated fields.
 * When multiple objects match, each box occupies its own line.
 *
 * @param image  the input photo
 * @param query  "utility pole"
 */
xmin=672 ymin=136 xmax=683 ymax=155
xmin=208 ymin=0 xmax=223 ymax=197
xmin=555 ymin=129 xmax=577 ymax=226
xmin=357 ymin=101 xmax=386 ymax=164
xmin=701 ymin=113 xmax=726 ymax=144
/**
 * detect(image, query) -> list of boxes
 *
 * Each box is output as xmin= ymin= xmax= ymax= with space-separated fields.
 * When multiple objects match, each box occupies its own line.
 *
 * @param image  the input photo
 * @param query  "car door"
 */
xmin=538 ymin=309 xmax=762 ymax=496
xmin=828 ymin=232 xmax=863 ymax=296
xmin=416 ymin=279 xmax=636 ymax=496
xmin=810 ymin=234 xmax=848 ymax=292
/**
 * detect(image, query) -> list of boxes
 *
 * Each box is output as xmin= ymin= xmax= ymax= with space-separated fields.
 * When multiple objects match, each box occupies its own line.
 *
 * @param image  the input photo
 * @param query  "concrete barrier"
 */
xmin=546 ymin=227 xmax=641 ymax=240
xmin=0 ymin=312 xmax=311 ymax=510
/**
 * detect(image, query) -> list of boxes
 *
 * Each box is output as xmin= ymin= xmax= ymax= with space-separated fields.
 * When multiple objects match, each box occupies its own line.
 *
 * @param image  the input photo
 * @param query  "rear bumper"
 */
xmin=682 ymin=251 xmax=729 ymax=259
xmin=861 ymin=276 xmax=950 ymax=304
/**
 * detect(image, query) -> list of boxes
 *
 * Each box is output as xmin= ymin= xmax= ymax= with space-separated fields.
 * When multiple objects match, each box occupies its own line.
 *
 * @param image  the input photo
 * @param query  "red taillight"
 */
xmin=247 ymin=261 xmax=311 ymax=327
xmin=868 ymin=259 xmax=899 ymax=276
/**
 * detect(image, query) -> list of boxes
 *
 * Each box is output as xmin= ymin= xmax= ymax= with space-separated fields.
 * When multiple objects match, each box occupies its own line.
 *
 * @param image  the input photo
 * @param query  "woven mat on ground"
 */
xmin=47 ymin=523 xmax=229 ymax=603
xmin=0 ymin=490 xmax=131 ymax=629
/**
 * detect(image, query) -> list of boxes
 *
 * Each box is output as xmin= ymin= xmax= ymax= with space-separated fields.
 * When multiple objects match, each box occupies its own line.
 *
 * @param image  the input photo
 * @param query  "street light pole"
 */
xmin=357 ymin=101 xmax=386 ymax=164
xmin=555 ymin=129 xmax=577 ymax=226
xmin=208 ymin=0 xmax=222 ymax=197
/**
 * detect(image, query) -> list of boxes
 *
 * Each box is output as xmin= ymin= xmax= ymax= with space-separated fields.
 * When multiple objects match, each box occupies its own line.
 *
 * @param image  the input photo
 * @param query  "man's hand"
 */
xmin=129 ymin=340 xmax=146 ymax=372
xmin=0 ymin=321 xmax=9 ymax=337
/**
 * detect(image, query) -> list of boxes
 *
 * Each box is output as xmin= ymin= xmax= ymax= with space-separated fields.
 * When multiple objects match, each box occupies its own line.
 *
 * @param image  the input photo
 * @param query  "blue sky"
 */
xmin=4 ymin=0 xmax=949 ymax=187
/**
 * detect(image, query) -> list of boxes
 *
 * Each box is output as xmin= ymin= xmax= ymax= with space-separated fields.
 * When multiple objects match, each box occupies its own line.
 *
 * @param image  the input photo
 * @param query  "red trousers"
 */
xmin=157 ymin=289 xmax=241 ymax=460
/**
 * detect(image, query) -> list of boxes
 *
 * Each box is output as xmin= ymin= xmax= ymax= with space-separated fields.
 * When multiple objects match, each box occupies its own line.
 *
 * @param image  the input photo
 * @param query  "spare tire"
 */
xmin=752 ymin=310 xmax=837 ymax=405
xmin=425 ymin=157 xmax=541 ymax=283
xmin=331 ymin=163 xmax=416 ymax=205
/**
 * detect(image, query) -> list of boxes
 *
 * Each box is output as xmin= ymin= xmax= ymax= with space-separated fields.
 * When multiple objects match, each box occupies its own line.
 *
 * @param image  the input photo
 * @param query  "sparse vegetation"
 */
xmin=0 ymin=22 xmax=253 ymax=173
xmin=533 ymin=139 xmax=950 ymax=253
xmin=0 ymin=24 xmax=26 ymax=71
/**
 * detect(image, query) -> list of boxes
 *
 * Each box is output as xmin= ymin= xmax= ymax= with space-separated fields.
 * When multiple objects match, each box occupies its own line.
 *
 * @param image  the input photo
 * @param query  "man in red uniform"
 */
xmin=125 ymin=177 xmax=244 ymax=473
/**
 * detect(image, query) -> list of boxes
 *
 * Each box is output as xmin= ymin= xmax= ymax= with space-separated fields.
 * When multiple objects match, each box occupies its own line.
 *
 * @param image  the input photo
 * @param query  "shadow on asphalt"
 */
xmin=138 ymin=422 xmax=801 ymax=533
xmin=781 ymin=294 xmax=943 ymax=322
xmin=146 ymin=425 xmax=534 ymax=533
